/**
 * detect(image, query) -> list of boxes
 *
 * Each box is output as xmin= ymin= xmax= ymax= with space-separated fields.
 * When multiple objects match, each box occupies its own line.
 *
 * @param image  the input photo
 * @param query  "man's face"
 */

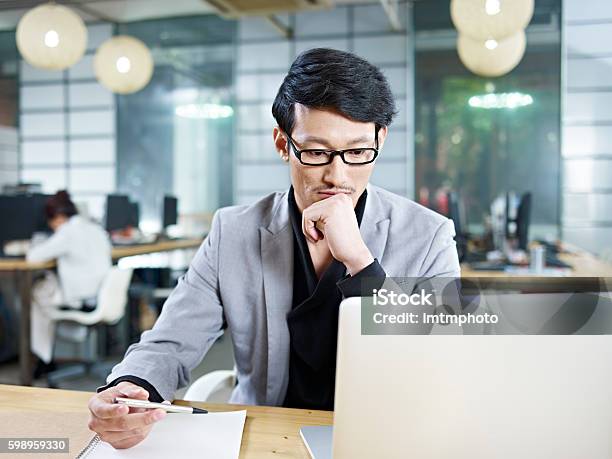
xmin=273 ymin=104 xmax=387 ymax=212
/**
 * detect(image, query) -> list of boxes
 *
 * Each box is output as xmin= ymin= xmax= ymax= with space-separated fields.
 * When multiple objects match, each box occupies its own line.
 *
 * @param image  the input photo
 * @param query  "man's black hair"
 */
xmin=272 ymin=48 xmax=397 ymax=136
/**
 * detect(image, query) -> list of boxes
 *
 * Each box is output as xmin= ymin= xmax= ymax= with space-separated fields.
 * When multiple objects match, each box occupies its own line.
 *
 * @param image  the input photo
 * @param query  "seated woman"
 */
xmin=27 ymin=190 xmax=111 ymax=372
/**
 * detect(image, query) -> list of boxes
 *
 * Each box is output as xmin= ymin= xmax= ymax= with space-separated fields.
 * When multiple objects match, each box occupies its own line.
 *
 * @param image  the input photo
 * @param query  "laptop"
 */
xmin=300 ymin=425 xmax=332 ymax=459
xmin=302 ymin=296 xmax=612 ymax=458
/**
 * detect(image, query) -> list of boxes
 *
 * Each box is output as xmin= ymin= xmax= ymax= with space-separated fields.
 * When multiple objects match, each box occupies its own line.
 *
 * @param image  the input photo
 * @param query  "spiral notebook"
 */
xmin=77 ymin=410 xmax=247 ymax=459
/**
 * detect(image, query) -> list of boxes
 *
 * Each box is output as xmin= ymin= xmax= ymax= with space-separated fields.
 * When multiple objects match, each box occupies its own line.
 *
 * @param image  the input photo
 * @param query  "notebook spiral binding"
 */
xmin=76 ymin=434 xmax=101 ymax=458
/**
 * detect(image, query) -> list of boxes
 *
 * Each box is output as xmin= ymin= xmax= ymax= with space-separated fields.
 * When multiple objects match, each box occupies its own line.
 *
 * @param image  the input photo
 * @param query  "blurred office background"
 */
xmin=2 ymin=0 xmax=601 ymax=250
xmin=0 ymin=0 xmax=611 ymax=392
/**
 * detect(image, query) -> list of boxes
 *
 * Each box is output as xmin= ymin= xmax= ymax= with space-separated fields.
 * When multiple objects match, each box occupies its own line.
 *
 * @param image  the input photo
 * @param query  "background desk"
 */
xmin=0 ymin=238 xmax=203 ymax=386
xmin=462 ymin=246 xmax=612 ymax=279
xmin=6 ymin=237 xmax=611 ymax=386
xmin=0 ymin=384 xmax=333 ymax=458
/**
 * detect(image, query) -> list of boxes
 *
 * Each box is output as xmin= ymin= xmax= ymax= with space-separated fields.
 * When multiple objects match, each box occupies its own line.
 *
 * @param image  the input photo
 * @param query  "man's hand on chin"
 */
xmin=301 ymin=192 xmax=373 ymax=275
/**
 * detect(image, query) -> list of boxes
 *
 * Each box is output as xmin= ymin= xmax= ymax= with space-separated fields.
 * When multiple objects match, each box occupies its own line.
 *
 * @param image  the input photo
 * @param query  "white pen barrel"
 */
xmin=115 ymin=397 xmax=193 ymax=413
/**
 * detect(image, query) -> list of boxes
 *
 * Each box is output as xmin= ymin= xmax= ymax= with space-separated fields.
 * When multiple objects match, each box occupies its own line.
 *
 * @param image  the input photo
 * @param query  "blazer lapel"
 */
xmin=260 ymin=192 xmax=293 ymax=405
xmin=361 ymin=185 xmax=391 ymax=262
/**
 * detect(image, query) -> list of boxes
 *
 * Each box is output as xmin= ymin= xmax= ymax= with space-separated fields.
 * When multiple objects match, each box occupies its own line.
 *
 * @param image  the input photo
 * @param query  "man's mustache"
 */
xmin=313 ymin=187 xmax=355 ymax=193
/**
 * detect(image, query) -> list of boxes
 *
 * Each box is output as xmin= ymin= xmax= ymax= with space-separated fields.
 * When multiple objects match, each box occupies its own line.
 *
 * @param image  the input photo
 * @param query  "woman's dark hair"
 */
xmin=45 ymin=190 xmax=77 ymax=220
xmin=272 ymin=48 xmax=397 ymax=136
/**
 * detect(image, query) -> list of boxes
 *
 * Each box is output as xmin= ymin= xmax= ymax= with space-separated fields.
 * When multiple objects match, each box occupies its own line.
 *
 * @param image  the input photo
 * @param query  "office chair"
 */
xmin=183 ymin=368 xmax=237 ymax=403
xmin=46 ymin=267 xmax=133 ymax=388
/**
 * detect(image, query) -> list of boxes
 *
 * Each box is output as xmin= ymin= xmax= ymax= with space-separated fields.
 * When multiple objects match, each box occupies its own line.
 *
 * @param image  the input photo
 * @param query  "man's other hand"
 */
xmin=87 ymin=381 xmax=167 ymax=449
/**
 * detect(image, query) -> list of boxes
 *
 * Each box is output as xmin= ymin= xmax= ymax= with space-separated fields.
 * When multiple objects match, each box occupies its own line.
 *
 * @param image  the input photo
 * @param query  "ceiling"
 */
xmin=0 ymin=0 xmax=379 ymax=30
xmin=414 ymin=0 xmax=560 ymax=31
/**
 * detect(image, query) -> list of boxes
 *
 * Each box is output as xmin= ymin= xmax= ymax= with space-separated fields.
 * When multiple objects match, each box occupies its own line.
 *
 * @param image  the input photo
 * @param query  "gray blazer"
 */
xmin=106 ymin=185 xmax=460 ymax=405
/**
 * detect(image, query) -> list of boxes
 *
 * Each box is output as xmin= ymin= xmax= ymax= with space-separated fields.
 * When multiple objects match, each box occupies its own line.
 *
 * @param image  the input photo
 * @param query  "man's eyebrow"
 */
xmin=299 ymin=135 xmax=373 ymax=148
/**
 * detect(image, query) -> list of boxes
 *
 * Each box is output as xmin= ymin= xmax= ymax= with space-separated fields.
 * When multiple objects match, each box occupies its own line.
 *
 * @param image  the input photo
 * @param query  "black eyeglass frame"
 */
xmin=285 ymin=127 xmax=380 ymax=166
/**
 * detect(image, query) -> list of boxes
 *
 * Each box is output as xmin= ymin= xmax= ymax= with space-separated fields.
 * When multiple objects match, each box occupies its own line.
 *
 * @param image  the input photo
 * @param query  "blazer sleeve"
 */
xmin=104 ymin=210 xmax=225 ymax=401
xmin=420 ymin=218 xmax=461 ymax=278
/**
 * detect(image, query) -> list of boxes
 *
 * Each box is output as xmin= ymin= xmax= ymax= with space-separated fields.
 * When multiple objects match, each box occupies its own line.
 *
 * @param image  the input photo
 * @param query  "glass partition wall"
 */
xmin=116 ymin=16 xmax=235 ymax=235
xmin=0 ymin=30 xmax=18 ymax=189
xmin=414 ymin=0 xmax=562 ymax=239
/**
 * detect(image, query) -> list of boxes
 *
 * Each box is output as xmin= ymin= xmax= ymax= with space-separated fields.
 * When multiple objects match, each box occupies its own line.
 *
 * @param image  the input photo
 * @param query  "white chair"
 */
xmin=50 ymin=267 xmax=133 ymax=325
xmin=46 ymin=267 xmax=133 ymax=387
xmin=184 ymin=369 xmax=237 ymax=402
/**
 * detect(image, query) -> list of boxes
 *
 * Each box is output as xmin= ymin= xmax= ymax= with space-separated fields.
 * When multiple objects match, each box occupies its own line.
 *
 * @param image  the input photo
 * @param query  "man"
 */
xmin=88 ymin=48 xmax=460 ymax=449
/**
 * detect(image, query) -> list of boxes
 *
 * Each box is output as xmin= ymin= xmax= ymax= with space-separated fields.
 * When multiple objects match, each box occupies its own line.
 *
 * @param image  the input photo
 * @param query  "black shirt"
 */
xmin=282 ymin=187 xmax=386 ymax=410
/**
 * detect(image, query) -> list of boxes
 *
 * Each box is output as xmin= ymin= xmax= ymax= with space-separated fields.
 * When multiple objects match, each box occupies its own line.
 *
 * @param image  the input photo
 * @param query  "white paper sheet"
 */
xmin=80 ymin=410 xmax=246 ymax=459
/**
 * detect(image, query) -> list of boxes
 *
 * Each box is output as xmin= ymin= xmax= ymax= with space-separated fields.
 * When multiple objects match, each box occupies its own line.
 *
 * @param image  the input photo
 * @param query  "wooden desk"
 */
xmin=0 ymin=384 xmax=333 ymax=458
xmin=110 ymin=239 xmax=204 ymax=259
xmin=0 ymin=238 xmax=203 ymax=387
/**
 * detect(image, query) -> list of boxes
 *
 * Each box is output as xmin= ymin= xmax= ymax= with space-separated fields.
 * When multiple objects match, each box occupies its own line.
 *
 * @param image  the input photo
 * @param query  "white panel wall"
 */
xmin=564 ymin=0 xmax=612 ymax=22
xmin=234 ymin=2 xmax=413 ymax=205
xmin=19 ymin=23 xmax=115 ymax=221
xmin=564 ymin=92 xmax=612 ymax=124
xmin=21 ymin=140 xmax=65 ymax=166
xmin=0 ymin=126 xmax=18 ymax=189
xmin=562 ymin=2 xmax=612 ymax=255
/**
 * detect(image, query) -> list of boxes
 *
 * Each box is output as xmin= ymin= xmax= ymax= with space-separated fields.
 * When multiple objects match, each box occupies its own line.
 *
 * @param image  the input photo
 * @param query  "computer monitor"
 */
xmin=128 ymin=202 xmax=140 ymax=229
xmin=516 ymin=192 xmax=532 ymax=251
xmin=105 ymin=194 xmax=132 ymax=232
xmin=162 ymin=195 xmax=178 ymax=229
xmin=447 ymin=191 xmax=467 ymax=261
xmin=0 ymin=193 xmax=50 ymax=252
xmin=505 ymin=192 xmax=512 ymax=238
xmin=447 ymin=191 xmax=464 ymax=237
xmin=491 ymin=191 xmax=532 ymax=252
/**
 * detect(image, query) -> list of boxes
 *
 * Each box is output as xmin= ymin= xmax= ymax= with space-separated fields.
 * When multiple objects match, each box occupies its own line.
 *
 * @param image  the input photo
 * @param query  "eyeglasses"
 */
xmin=285 ymin=127 xmax=379 ymax=166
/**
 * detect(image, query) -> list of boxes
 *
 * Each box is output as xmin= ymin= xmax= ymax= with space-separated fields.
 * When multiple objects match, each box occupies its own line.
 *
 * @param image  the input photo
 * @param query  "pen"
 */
xmin=114 ymin=397 xmax=208 ymax=414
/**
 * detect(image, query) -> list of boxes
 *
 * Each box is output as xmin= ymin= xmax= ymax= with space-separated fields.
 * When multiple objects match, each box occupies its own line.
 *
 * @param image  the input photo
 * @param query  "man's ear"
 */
xmin=377 ymin=126 xmax=389 ymax=151
xmin=273 ymin=126 xmax=290 ymax=162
